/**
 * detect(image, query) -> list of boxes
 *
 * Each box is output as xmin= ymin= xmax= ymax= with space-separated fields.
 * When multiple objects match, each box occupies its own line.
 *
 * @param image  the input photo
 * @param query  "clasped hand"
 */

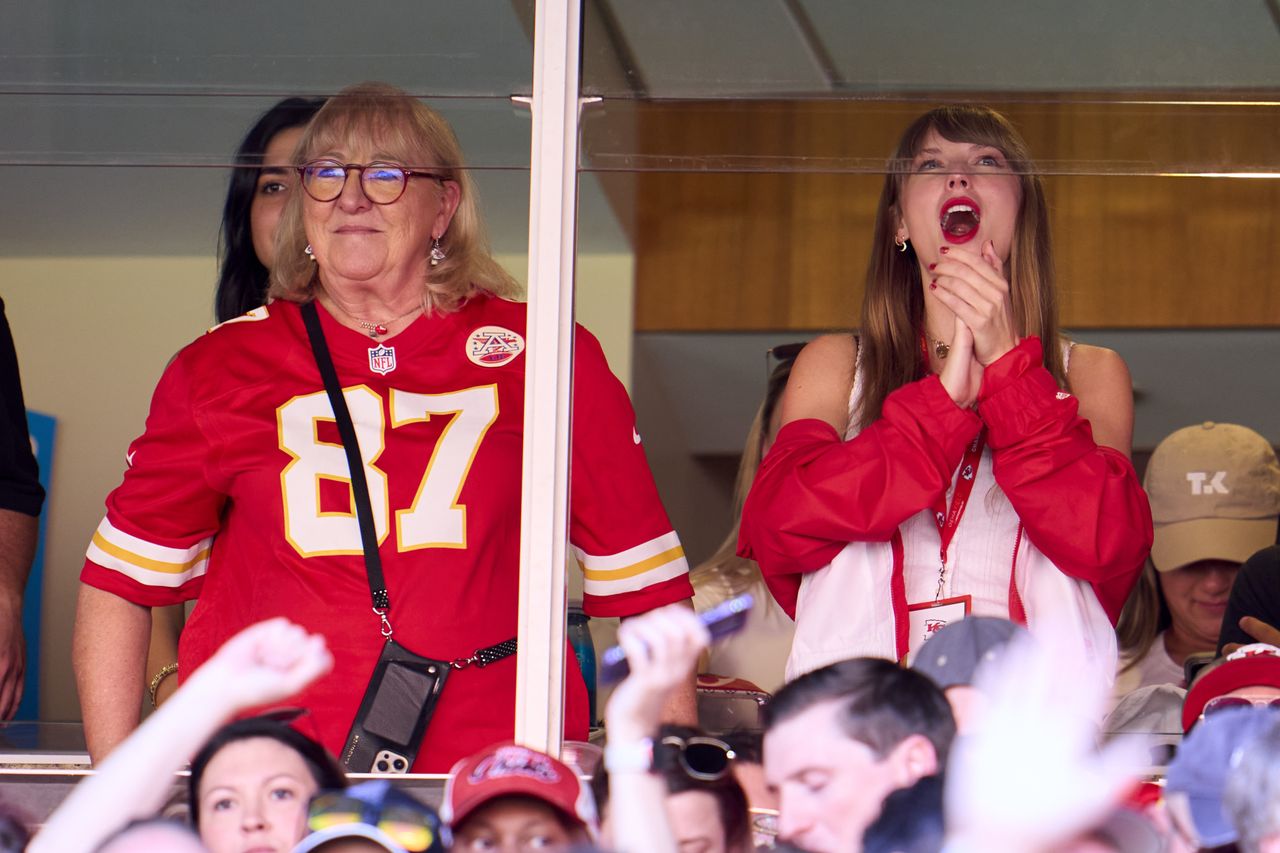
xmin=931 ymin=240 xmax=1020 ymax=409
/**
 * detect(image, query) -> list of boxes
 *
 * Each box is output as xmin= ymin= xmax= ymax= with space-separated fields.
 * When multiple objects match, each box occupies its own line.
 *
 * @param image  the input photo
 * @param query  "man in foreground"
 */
xmin=762 ymin=657 xmax=955 ymax=853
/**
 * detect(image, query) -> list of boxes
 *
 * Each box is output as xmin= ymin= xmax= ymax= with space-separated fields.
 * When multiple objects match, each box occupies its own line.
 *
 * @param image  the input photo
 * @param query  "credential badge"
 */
xmin=368 ymin=344 xmax=397 ymax=376
xmin=466 ymin=325 xmax=525 ymax=368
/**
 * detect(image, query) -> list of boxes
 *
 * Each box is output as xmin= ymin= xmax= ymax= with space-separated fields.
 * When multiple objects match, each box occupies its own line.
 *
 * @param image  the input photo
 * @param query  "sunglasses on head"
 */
xmin=1201 ymin=695 xmax=1280 ymax=720
xmin=308 ymin=792 xmax=438 ymax=852
xmin=764 ymin=342 xmax=805 ymax=383
xmin=659 ymin=735 xmax=737 ymax=781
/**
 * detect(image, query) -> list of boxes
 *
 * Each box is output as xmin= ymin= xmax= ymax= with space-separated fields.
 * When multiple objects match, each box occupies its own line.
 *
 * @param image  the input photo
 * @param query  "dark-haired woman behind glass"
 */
xmin=215 ymin=96 xmax=326 ymax=323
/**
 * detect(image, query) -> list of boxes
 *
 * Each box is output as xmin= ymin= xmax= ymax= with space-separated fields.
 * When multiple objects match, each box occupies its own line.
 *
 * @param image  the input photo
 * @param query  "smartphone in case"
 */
xmin=341 ymin=640 xmax=449 ymax=773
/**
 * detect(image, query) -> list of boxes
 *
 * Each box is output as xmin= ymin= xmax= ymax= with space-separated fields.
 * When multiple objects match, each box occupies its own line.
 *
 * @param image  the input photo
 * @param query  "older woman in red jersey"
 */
xmin=73 ymin=82 xmax=693 ymax=771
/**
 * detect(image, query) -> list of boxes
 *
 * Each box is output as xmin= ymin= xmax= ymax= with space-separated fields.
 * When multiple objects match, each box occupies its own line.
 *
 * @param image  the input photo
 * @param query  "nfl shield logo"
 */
xmin=368 ymin=345 xmax=396 ymax=375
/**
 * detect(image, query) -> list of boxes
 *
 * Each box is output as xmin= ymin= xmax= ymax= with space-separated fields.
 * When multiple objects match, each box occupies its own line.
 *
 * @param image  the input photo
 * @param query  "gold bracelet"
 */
xmin=148 ymin=662 xmax=179 ymax=708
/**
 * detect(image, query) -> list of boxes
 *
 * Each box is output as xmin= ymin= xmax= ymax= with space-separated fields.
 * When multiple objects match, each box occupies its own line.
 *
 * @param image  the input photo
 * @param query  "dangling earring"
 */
xmin=895 ymin=235 xmax=909 ymax=253
xmin=429 ymin=236 xmax=447 ymax=267
xmin=305 ymin=243 xmax=316 ymax=261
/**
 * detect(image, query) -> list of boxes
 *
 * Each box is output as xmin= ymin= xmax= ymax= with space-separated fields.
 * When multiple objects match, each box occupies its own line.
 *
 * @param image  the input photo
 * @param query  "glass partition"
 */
xmin=1 ymin=1 xmax=535 ymax=95
xmin=0 ymin=1 xmax=539 ymax=733
xmin=573 ymin=1 xmax=1280 ymax=728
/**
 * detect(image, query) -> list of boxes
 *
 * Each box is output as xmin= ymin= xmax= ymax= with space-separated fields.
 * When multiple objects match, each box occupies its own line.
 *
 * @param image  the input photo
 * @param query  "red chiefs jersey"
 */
xmin=82 ymin=294 xmax=691 ymax=771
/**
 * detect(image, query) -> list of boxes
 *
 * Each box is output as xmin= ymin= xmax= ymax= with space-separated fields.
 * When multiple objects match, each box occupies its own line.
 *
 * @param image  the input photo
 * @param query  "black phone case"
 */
xmin=341 ymin=639 xmax=450 ymax=773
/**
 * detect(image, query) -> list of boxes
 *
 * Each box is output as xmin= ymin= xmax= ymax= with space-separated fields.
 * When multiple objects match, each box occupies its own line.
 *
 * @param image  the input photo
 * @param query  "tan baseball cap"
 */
xmin=1144 ymin=422 xmax=1280 ymax=572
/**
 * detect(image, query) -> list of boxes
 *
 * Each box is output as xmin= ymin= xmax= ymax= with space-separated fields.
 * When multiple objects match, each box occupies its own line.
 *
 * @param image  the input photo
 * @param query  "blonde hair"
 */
xmin=1115 ymin=562 xmax=1169 ymax=672
xmin=270 ymin=81 xmax=520 ymax=311
xmin=690 ymin=358 xmax=794 ymax=597
xmin=856 ymin=105 xmax=1065 ymax=429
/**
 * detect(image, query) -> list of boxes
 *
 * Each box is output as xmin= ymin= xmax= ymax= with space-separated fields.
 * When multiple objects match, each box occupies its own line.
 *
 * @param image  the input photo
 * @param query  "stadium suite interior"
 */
xmin=2 ymin=0 xmax=1278 ymax=744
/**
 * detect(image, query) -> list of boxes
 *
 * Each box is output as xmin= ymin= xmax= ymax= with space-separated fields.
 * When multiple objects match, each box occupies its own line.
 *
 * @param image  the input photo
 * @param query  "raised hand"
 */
xmin=189 ymin=617 xmax=333 ymax=715
xmin=945 ymin=612 xmax=1142 ymax=852
xmin=931 ymin=240 xmax=1019 ymax=367
xmin=30 ymin=618 xmax=333 ymax=853
xmin=605 ymin=604 xmax=710 ymax=744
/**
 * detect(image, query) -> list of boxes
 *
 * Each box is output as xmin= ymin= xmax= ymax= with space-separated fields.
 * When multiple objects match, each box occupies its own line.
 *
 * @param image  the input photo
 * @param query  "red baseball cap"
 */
xmin=1182 ymin=644 xmax=1280 ymax=732
xmin=441 ymin=743 xmax=598 ymax=838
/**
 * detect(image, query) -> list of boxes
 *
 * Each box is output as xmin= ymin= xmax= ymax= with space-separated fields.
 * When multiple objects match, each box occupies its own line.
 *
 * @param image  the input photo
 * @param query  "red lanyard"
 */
xmin=931 ymin=430 xmax=985 ymax=601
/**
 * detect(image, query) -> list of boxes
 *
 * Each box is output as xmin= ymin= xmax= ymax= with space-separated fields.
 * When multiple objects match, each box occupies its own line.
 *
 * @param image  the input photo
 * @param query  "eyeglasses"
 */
xmin=308 ymin=792 xmax=439 ymax=852
xmin=299 ymin=160 xmax=449 ymax=205
xmin=1201 ymin=695 xmax=1280 ymax=720
xmin=659 ymin=735 xmax=736 ymax=781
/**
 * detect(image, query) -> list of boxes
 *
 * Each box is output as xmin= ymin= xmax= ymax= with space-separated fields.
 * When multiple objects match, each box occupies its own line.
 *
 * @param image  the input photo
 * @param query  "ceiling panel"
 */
xmin=593 ymin=0 xmax=829 ymax=96
xmin=0 ymin=1 xmax=556 ymax=256
xmin=0 ymin=0 xmax=534 ymax=95
xmin=802 ymin=0 xmax=1280 ymax=92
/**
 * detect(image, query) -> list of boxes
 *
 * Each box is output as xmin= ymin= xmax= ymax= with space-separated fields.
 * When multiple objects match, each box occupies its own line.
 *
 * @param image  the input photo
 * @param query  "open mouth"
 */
xmin=939 ymin=197 xmax=981 ymax=244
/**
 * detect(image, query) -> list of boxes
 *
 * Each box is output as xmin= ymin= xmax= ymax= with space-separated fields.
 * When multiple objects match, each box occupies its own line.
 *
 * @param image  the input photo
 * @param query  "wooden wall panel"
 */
xmin=628 ymin=100 xmax=1280 ymax=331
xmin=1050 ymin=175 xmax=1280 ymax=326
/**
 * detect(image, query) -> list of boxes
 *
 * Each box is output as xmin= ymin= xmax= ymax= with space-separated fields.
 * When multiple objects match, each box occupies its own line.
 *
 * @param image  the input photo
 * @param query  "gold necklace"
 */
xmin=325 ymin=296 xmax=422 ymax=339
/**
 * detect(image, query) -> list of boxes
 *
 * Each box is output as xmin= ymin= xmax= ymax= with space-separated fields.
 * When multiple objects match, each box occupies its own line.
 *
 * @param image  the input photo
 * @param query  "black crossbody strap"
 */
xmin=300 ymin=302 xmax=390 ymax=615
xmin=300 ymin=301 xmax=515 ymax=662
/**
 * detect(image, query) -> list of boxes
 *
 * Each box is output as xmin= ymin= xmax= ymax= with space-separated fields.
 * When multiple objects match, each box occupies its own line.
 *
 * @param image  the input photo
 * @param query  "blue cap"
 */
xmin=1166 ymin=706 xmax=1278 ymax=847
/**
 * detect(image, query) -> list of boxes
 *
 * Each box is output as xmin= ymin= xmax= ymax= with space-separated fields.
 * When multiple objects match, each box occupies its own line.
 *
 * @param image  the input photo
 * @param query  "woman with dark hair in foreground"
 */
xmin=189 ymin=717 xmax=346 ymax=853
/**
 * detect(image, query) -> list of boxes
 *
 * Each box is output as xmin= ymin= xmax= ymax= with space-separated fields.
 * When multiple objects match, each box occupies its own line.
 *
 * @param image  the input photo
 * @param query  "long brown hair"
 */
xmin=856 ymin=105 xmax=1064 ymax=429
xmin=271 ymin=81 xmax=520 ymax=312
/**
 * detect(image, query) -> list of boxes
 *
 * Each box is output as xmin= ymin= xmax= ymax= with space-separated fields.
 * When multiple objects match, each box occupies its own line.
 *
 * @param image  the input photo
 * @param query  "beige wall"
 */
xmin=5 ymin=257 xmax=217 ymax=720
xmin=2 ymin=251 xmax=634 ymax=721
xmin=500 ymin=251 xmax=636 ymax=391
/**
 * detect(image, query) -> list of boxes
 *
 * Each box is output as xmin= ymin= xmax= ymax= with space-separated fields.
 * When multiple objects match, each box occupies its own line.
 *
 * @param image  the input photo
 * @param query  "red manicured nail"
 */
xmin=929 ymin=280 xmax=937 ymax=290
xmin=939 ymin=246 xmax=950 ymax=254
xmin=927 ymin=263 xmax=936 ymax=271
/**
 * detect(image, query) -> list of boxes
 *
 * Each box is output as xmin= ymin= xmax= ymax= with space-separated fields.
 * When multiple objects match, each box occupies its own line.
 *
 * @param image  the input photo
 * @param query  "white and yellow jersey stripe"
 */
xmin=576 ymin=531 xmax=688 ymax=600
xmin=86 ymin=517 xmax=212 ymax=589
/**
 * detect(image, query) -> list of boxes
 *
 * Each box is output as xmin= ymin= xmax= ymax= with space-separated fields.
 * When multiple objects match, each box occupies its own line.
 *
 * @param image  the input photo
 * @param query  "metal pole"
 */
xmin=514 ymin=0 xmax=582 ymax=756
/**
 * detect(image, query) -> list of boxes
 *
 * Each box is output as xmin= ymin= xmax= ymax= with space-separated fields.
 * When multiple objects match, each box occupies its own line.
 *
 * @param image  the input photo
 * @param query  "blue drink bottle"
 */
xmin=567 ymin=603 xmax=597 ymax=726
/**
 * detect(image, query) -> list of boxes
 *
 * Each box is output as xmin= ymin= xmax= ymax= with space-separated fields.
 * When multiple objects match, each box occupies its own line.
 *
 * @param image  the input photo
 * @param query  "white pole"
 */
xmin=514 ymin=0 xmax=582 ymax=757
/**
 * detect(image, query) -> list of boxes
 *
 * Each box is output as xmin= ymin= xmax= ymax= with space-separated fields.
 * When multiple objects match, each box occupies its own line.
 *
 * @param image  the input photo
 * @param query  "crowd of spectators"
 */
xmin=20 ymin=591 xmax=1280 ymax=852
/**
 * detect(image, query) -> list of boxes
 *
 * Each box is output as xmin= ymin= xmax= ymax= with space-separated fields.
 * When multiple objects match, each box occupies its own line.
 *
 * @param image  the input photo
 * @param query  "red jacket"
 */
xmin=739 ymin=337 xmax=1152 ymax=626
